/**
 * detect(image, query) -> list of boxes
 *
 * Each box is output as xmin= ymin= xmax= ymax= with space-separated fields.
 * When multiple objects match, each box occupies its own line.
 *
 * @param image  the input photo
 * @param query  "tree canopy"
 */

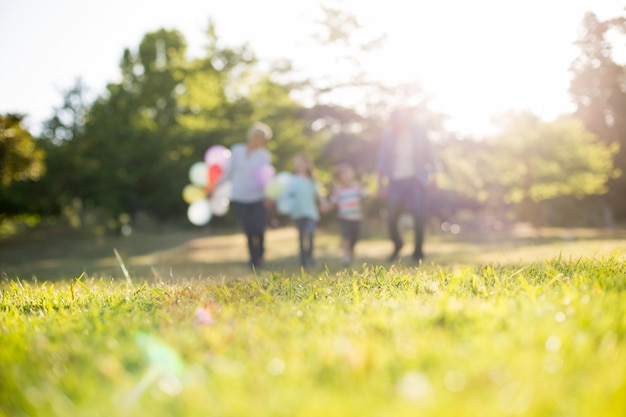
xmin=0 ymin=114 xmax=44 ymax=188
xmin=569 ymin=11 xmax=626 ymax=219
xmin=0 ymin=114 xmax=46 ymax=224
xmin=2 ymin=8 xmax=626 ymax=236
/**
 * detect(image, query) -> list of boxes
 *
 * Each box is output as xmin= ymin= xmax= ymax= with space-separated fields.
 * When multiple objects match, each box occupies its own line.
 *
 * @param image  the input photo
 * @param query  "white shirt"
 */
xmin=392 ymin=129 xmax=416 ymax=179
xmin=220 ymin=143 xmax=271 ymax=203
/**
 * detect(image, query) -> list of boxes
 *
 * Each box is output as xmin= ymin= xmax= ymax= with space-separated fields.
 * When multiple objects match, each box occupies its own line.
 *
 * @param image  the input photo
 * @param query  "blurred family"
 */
xmin=212 ymin=107 xmax=439 ymax=269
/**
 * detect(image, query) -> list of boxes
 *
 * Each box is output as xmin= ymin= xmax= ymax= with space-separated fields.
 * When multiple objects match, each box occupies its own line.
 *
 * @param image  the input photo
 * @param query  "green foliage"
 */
xmin=489 ymin=112 xmax=618 ymax=203
xmin=8 ymin=7 xmax=626 ymax=231
xmin=247 ymin=77 xmax=313 ymax=171
xmin=0 ymin=115 xmax=47 ymax=229
xmin=25 ymin=23 xmax=314 ymax=228
xmin=569 ymin=11 xmax=626 ymax=218
xmin=1 ymin=257 xmax=625 ymax=416
xmin=437 ymin=112 xmax=618 ymax=224
xmin=0 ymin=114 xmax=45 ymax=188
xmin=27 ymin=27 xmax=249 ymax=224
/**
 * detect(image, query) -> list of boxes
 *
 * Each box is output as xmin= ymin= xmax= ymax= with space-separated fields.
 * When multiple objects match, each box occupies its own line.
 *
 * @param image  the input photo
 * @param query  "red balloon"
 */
xmin=208 ymin=164 xmax=224 ymax=187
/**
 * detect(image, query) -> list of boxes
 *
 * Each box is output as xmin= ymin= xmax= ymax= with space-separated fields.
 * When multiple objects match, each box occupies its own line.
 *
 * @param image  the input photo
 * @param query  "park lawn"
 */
xmin=0 ymin=226 xmax=625 ymax=416
xmin=1 ymin=224 xmax=626 ymax=281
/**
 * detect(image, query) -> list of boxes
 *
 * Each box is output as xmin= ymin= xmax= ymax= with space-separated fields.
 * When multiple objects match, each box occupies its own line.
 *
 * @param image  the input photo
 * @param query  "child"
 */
xmin=329 ymin=163 xmax=368 ymax=265
xmin=285 ymin=153 xmax=327 ymax=268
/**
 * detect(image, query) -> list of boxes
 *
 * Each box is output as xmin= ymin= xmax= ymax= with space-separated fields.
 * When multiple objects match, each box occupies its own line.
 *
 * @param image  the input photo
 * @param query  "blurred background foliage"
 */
xmin=0 ymin=10 xmax=624 ymax=239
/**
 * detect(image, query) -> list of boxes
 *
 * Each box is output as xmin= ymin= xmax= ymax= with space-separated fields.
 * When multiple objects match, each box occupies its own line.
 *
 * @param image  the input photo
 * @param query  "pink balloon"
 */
xmin=254 ymin=164 xmax=276 ymax=188
xmin=204 ymin=145 xmax=231 ymax=168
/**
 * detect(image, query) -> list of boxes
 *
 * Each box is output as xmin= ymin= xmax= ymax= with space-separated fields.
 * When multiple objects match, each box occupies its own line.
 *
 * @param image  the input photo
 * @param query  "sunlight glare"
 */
xmin=334 ymin=0 xmax=610 ymax=136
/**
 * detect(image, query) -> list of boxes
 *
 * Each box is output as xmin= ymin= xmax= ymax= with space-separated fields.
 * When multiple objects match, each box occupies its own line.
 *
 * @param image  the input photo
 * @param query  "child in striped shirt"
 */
xmin=329 ymin=164 xmax=368 ymax=265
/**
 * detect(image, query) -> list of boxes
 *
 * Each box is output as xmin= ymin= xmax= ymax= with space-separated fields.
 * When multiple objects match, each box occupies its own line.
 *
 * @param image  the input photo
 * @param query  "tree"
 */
xmin=569 ymin=11 xmax=626 ymax=220
xmin=480 ymin=112 xmax=616 ymax=224
xmin=0 ymin=114 xmax=44 ymax=188
xmin=31 ymin=22 xmax=313 ymax=230
xmin=27 ymin=25 xmax=253 ymax=230
xmin=0 ymin=114 xmax=46 ymax=223
xmin=435 ymin=112 xmax=618 ymax=226
xmin=77 ymin=28 xmax=192 ymax=220
xmin=31 ymin=79 xmax=93 ymax=218
xmin=41 ymin=78 xmax=91 ymax=144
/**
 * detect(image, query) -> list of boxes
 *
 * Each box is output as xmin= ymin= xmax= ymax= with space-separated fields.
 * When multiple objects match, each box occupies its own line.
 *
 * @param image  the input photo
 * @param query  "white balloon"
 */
xmin=187 ymin=199 xmax=212 ymax=226
xmin=276 ymin=196 xmax=293 ymax=215
xmin=210 ymin=198 xmax=230 ymax=216
xmin=188 ymin=162 xmax=207 ymax=187
xmin=210 ymin=182 xmax=231 ymax=216
xmin=275 ymin=171 xmax=294 ymax=187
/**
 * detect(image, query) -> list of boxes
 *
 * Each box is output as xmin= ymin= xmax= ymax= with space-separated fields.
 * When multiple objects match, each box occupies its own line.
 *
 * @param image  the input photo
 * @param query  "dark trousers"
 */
xmin=294 ymin=218 xmax=316 ymax=267
xmin=233 ymin=201 xmax=267 ymax=267
xmin=339 ymin=218 xmax=361 ymax=250
xmin=387 ymin=178 xmax=428 ymax=259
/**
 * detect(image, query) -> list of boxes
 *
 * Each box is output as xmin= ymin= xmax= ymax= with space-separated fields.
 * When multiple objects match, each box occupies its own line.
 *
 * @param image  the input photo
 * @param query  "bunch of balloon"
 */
xmin=264 ymin=171 xmax=295 ymax=215
xmin=205 ymin=145 xmax=231 ymax=191
xmin=182 ymin=145 xmax=232 ymax=226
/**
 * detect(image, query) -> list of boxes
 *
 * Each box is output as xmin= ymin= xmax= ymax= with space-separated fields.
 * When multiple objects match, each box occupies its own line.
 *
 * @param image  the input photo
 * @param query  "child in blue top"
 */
xmin=285 ymin=153 xmax=327 ymax=268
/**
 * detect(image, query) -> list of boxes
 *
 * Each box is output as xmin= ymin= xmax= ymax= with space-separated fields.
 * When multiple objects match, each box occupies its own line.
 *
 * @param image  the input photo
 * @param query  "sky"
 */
xmin=1 ymin=0 xmax=624 ymax=137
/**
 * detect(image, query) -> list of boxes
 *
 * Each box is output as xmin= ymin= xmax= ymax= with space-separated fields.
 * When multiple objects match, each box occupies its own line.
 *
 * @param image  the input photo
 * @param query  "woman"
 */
xmin=217 ymin=122 xmax=273 ymax=269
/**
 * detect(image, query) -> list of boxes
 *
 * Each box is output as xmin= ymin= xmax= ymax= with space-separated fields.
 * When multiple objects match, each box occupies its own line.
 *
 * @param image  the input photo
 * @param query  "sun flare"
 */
xmin=326 ymin=0 xmax=609 ymax=136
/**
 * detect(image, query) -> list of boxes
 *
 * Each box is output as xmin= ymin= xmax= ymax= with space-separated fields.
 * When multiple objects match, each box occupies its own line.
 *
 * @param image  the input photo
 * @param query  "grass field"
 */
xmin=1 ymin=224 xmax=625 ymax=416
xmin=2 ymin=223 xmax=626 ymax=281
